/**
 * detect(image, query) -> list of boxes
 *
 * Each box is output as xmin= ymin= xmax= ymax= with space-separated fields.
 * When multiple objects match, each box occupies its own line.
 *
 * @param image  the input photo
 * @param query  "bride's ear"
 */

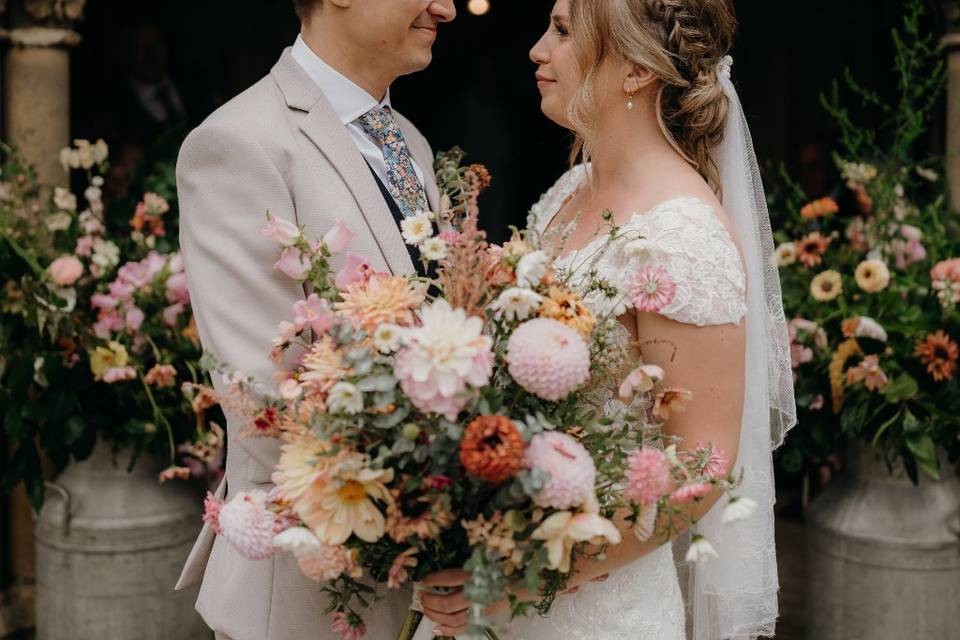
xmin=622 ymin=65 xmax=657 ymax=94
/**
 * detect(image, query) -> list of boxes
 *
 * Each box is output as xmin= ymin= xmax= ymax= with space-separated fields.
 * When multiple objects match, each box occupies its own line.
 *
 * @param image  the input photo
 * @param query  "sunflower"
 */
xmin=797 ymin=232 xmax=832 ymax=268
xmin=537 ymin=286 xmax=596 ymax=339
xmin=914 ymin=331 xmax=959 ymax=382
xmin=334 ymin=274 xmax=425 ymax=333
xmin=460 ymin=416 xmax=526 ymax=484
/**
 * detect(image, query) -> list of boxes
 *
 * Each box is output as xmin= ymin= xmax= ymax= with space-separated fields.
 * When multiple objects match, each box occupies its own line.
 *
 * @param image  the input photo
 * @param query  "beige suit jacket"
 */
xmin=174 ymin=48 xmax=439 ymax=640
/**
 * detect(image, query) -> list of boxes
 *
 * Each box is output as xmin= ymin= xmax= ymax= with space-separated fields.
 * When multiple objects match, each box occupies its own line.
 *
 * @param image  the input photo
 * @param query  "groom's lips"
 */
xmin=411 ymin=24 xmax=438 ymax=40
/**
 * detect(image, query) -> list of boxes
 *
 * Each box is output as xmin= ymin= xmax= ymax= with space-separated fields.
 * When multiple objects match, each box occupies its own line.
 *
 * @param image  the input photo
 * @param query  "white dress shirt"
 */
xmin=291 ymin=34 xmax=426 ymax=190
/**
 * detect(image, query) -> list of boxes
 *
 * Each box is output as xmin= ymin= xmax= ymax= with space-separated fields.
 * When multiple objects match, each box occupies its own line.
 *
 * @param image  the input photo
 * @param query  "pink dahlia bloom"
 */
xmin=624 ymin=448 xmax=674 ymax=505
xmin=394 ymin=300 xmax=494 ymax=420
xmin=506 ymin=318 xmax=590 ymax=401
xmin=202 ymin=491 xmax=223 ymax=534
xmin=525 ymin=431 xmax=597 ymax=510
xmin=629 ymin=265 xmax=677 ymax=313
xmin=297 ymin=545 xmax=357 ymax=582
xmin=218 ymin=490 xmax=277 ymax=560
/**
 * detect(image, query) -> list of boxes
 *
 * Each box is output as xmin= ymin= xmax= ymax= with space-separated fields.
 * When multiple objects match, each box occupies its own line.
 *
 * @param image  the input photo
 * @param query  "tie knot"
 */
xmin=358 ymin=106 xmax=401 ymax=146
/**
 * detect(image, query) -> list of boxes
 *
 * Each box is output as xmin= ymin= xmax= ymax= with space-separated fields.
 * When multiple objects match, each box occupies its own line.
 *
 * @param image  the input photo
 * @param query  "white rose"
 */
xmin=54 ymin=187 xmax=77 ymax=212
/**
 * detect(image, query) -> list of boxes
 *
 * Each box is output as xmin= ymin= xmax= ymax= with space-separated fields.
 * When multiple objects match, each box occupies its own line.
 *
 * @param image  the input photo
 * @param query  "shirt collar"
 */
xmin=291 ymin=34 xmax=391 ymax=124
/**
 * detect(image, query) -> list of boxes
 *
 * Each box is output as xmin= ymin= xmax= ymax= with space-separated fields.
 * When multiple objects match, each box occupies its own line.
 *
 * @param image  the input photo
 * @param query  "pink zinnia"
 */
xmin=202 ymin=491 xmax=223 ymax=534
xmin=671 ymin=482 xmax=713 ymax=503
xmin=293 ymin=294 xmax=334 ymax=335
xmin=330 ymin=612 xmax=366 ymax=640
xmin=525 ymin=431 xmax=597 ymax=510
xmin=624 ymin=448 xmax=674 ymax=505
xmin=630 ymin=265 xmax=677 ymax=313
xmin=506 ymin=318 xmax=591 ymax=402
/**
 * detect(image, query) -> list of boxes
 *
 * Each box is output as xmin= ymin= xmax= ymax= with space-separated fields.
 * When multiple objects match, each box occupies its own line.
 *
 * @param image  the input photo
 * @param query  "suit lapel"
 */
xmin=270 ymin=49 xmax=415 ymax=277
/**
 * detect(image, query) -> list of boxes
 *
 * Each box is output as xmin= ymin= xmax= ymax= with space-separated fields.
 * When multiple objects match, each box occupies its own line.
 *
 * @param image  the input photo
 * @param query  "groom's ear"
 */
xmin=622 ymin=65 xmax=657 ymax=94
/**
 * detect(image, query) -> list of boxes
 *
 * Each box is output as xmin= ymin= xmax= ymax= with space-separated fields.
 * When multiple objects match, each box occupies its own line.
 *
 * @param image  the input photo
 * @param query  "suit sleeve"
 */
xmin=177 ymin=122 xmax=302 ymax=475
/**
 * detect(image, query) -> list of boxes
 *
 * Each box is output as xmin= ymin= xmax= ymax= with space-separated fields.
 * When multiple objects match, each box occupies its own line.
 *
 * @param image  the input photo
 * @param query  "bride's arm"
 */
xmin=421 ymin=312 xmax=746 ymax=635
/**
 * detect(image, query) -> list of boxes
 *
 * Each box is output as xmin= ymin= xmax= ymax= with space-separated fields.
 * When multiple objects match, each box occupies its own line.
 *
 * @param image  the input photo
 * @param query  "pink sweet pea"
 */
xmin=274 ymin=247 xmax=311 ymax=281
xmin=322 ymin=220 xmax=355 ymax=255
xmin=165 ymin=271 xmax=190 ymax=304
xmin=293 ymin=294 xmax=334 ymax=335
xmin=262 ymin=216 xmax=300 ymax=246
xmin=335 ymin=253 xmax=377 ymax=289
xmin=93 ymin=312 xmax=124 ymax=338
xmin=91 ymin=293 xmax=120 ymax=311
xmin=75 ymin=236 xmax=95 ymax=257
xmin=108 ymin=279 xmax=135 ymax=300
xmin=125 ymin=307 xmax=146 ymax=332
xmin=163 ymin=302 xmax=186 ymax=327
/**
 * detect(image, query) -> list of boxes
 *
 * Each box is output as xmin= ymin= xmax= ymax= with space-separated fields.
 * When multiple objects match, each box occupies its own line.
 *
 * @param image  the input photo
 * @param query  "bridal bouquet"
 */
xmin=0 ymin=140 xmax=223 ymax=509
xmin=202 ymin=157 xmax=750 ymax=639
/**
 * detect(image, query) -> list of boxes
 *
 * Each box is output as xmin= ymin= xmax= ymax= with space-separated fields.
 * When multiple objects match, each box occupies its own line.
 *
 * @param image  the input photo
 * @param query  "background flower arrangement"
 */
xmin=200 ymin=154 xmax=752 ymax=639
xmin=0 ymin=139 xmax=223 ymax=510
xmin=772 ymin=0 xmax=960 ymax=483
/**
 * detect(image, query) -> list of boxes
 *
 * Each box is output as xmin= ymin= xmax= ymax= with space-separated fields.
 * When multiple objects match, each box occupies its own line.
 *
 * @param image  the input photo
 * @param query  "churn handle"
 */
xmin=42 ymin=480 xmax=72 ymax=536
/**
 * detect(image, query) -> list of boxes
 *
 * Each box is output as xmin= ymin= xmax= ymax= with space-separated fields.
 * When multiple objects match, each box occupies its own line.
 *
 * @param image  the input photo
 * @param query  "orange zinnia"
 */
xmin=800 ymin=197 xmax=839 ymax=219
xmin=459 ymin=416 xmax=525 ymax=484
xmin=914 ymin=331 xmax=959 ymax=382
xmin=797 ymin=232 xmax=832 ymax=268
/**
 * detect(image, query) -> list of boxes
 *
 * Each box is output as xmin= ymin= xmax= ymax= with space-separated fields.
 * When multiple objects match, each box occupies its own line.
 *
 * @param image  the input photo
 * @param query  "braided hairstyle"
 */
xmin=567 ymin=0 xmax=737 ymax=194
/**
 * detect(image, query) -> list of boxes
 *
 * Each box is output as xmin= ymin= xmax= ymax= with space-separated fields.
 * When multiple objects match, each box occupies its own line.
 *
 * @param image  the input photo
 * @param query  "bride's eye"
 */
xmin=553 ymin=21 xmax=569 ymax=37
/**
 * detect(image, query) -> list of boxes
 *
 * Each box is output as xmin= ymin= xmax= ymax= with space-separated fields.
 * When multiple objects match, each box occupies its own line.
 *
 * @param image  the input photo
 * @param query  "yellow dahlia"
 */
xmin=810 ymin=270 xmax=843 ymax=302
xmin=538 ymin=286 xmax=596 ymax=339
xmin=307 ymin=454 xmax=394 ymax=545
xmin=828 ymin=339 xmax=862 ymax=413
xmin=299 ymin=335 xmax=346 ymax=395
xmin=854 ymin=259 xmax=891 ymax=293
xmin=334 ymin=274 xmax=425 ymax=333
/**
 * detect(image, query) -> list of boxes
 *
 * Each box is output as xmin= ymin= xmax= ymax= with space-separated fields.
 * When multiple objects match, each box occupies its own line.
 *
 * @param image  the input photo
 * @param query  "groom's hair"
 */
xmin=293 ymin=0 xmax=321 ymax=21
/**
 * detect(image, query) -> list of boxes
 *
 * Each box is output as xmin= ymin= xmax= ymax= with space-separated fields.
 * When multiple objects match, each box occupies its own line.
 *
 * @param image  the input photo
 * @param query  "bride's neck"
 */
xmin=583 ymin=107 xmax=683 ymax=192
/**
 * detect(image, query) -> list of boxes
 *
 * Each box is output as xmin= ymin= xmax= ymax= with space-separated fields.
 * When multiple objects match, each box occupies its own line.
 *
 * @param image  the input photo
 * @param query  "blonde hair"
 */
xmin=567 ymin=0 xmax=737 ymax=194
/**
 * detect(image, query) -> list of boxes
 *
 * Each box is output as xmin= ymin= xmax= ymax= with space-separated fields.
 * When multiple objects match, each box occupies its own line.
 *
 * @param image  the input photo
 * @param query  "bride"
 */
xmin=419 ymin=0 xmax=796 ymax=639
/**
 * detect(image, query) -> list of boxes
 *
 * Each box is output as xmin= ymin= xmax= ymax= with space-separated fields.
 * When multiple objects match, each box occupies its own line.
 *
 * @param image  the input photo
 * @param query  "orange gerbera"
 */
xmin=800 ymin=197 xmax=840 ymax=219
xmin=797 ymin=232 xmax=832 ymax=268
xmin=914 ymin=331 xmax=959 ymax=382
xmin=460 ymin=416 xmax=525 ymax=484
xmin=334 ymin=274 xmax=425 ymax=333
xmin=538 ymin=287 xmax=596 ymax=339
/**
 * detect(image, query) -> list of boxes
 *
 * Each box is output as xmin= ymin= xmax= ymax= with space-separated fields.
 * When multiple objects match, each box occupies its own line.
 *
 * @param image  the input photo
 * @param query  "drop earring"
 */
xmin=626 ymin=93 xmax=635 ymax=110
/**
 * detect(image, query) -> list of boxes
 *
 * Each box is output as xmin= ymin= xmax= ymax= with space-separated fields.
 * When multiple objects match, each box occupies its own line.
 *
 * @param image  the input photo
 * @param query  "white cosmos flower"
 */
xmin=401 ymin=213 xmax=434 ymax=245
xmin=420 ymin=237 xmax=448 ymax=261
xmin=373 ymin=323 xmax=406 ymax=354
xmin=273 ymin=527 xmax=323 ymax=558
xmin=327 ymin=381 xmax=364 ymax=414
xmin=721 ymin=497 xmax=758 ymax=524
xmin=491 ymin=287 xmax=543 ymax=321
xmin=685 ymin=534 xmax=719 ymax=563
xmin=515 ymin=250 xmax=550 ymax=288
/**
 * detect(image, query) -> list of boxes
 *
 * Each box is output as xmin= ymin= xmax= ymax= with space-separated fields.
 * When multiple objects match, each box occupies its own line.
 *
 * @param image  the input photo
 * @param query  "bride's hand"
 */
xmin=419 ymin=569 xmax=471 ymax=637
xmin=563 ymin=572 xmax=610 ymax=594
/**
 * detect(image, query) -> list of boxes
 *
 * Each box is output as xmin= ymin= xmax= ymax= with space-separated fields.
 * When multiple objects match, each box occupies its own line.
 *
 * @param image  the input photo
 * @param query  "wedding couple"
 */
xmin=174 ymin=1 xmax=796 ymax=639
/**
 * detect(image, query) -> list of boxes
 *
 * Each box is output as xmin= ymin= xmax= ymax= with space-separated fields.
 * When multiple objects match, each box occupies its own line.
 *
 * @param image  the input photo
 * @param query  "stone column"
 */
xmin=945 ymin=1 xmax=960 ymax=213
xmin=2 ymin=0 xmax=85 ymax=188
xmin=0 ymin=2 xmax=85 ymax=635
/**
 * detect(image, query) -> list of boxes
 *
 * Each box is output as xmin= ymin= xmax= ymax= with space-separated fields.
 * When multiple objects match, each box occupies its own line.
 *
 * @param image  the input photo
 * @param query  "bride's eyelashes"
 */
xmin=552 ymin=20 xmax=570 ymax=37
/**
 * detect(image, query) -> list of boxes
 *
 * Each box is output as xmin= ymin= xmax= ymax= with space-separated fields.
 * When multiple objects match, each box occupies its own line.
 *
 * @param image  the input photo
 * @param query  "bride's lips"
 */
xmin=536 ymin=73 xmax=556 ymax=88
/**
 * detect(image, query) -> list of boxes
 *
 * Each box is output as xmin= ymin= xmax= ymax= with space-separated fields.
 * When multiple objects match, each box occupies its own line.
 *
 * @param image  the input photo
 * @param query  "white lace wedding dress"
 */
xmin=503 ymin=164 xmax=748 ymax=640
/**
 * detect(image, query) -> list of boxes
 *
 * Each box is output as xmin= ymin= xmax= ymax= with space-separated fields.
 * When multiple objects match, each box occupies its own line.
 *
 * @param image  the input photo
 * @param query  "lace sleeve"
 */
xmin=635 ymin=198 xmax=747 ymax=327
xmin=528 ymin=164 xmax=588 ymax=234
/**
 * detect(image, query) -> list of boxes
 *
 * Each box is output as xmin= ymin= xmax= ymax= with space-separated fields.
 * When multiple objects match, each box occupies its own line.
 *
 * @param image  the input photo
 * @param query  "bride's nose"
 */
xmin=530 ymin=34 xmax=550 ymax=65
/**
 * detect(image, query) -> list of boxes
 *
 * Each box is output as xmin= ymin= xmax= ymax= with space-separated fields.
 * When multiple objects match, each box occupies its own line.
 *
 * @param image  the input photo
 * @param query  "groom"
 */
xmin=174 ymin=1 xmax=456 ymax=638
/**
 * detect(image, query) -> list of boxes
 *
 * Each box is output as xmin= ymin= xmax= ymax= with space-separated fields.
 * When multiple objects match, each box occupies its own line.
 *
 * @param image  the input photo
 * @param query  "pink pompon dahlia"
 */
xmin=330 ymin=612 xmax=366 ymax=640
xmin=394 ymin=299 xmax=494 ymax=420
xmin=525 ymin=431 xmax=597 ymax=510
xmin=217 ymin=490 xmax=278 ymax=560
xmin=506 ymin=318 xmax=590 ymax=402
xmin=629 ymin=265 xmax=677 ymax=313
xmin=623 ymin=448 xmax=674 ymax=505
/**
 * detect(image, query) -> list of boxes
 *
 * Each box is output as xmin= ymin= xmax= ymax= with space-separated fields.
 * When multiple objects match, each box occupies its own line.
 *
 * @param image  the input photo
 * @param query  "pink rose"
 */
xmin=125 ymin=307 xmax=146 ymax=332
xmin=165 ymin=272 xmax=190 ymax=305
xmin=108 ymin=279 xmax=135 ymax=300
xmin=322 ymin=220 xmax=355 ymax=255
xmin=117 ymin=261 xmax=151 ymax=288
xmin=274 ymin=247 xmax=311 ymax=281
xmin=334 ymin=253 xmax=377 ymax=289
xmin=262 ymin=216 xmax=300 ymax=246
xmin=163 ymin=302 xmax=186 ymax=327
xmin=144 ymin=251 xmax=167 ymax=279
xmin=91 ymin=293 xmax=120 ymax=311
xmin=75 ymin=236 xmax=95 ymax=257
xmin=48 ymin=255 xmax=84 ymax=286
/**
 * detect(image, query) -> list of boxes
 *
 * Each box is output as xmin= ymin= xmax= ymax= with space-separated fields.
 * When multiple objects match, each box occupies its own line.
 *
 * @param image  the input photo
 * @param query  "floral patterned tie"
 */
xmin=358 ymin=106 xmax=430 ymax=218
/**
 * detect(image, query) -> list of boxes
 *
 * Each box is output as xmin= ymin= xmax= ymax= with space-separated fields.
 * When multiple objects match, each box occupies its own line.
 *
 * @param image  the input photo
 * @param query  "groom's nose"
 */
xmin=428 ymin=0 xmax=456 ymax=22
